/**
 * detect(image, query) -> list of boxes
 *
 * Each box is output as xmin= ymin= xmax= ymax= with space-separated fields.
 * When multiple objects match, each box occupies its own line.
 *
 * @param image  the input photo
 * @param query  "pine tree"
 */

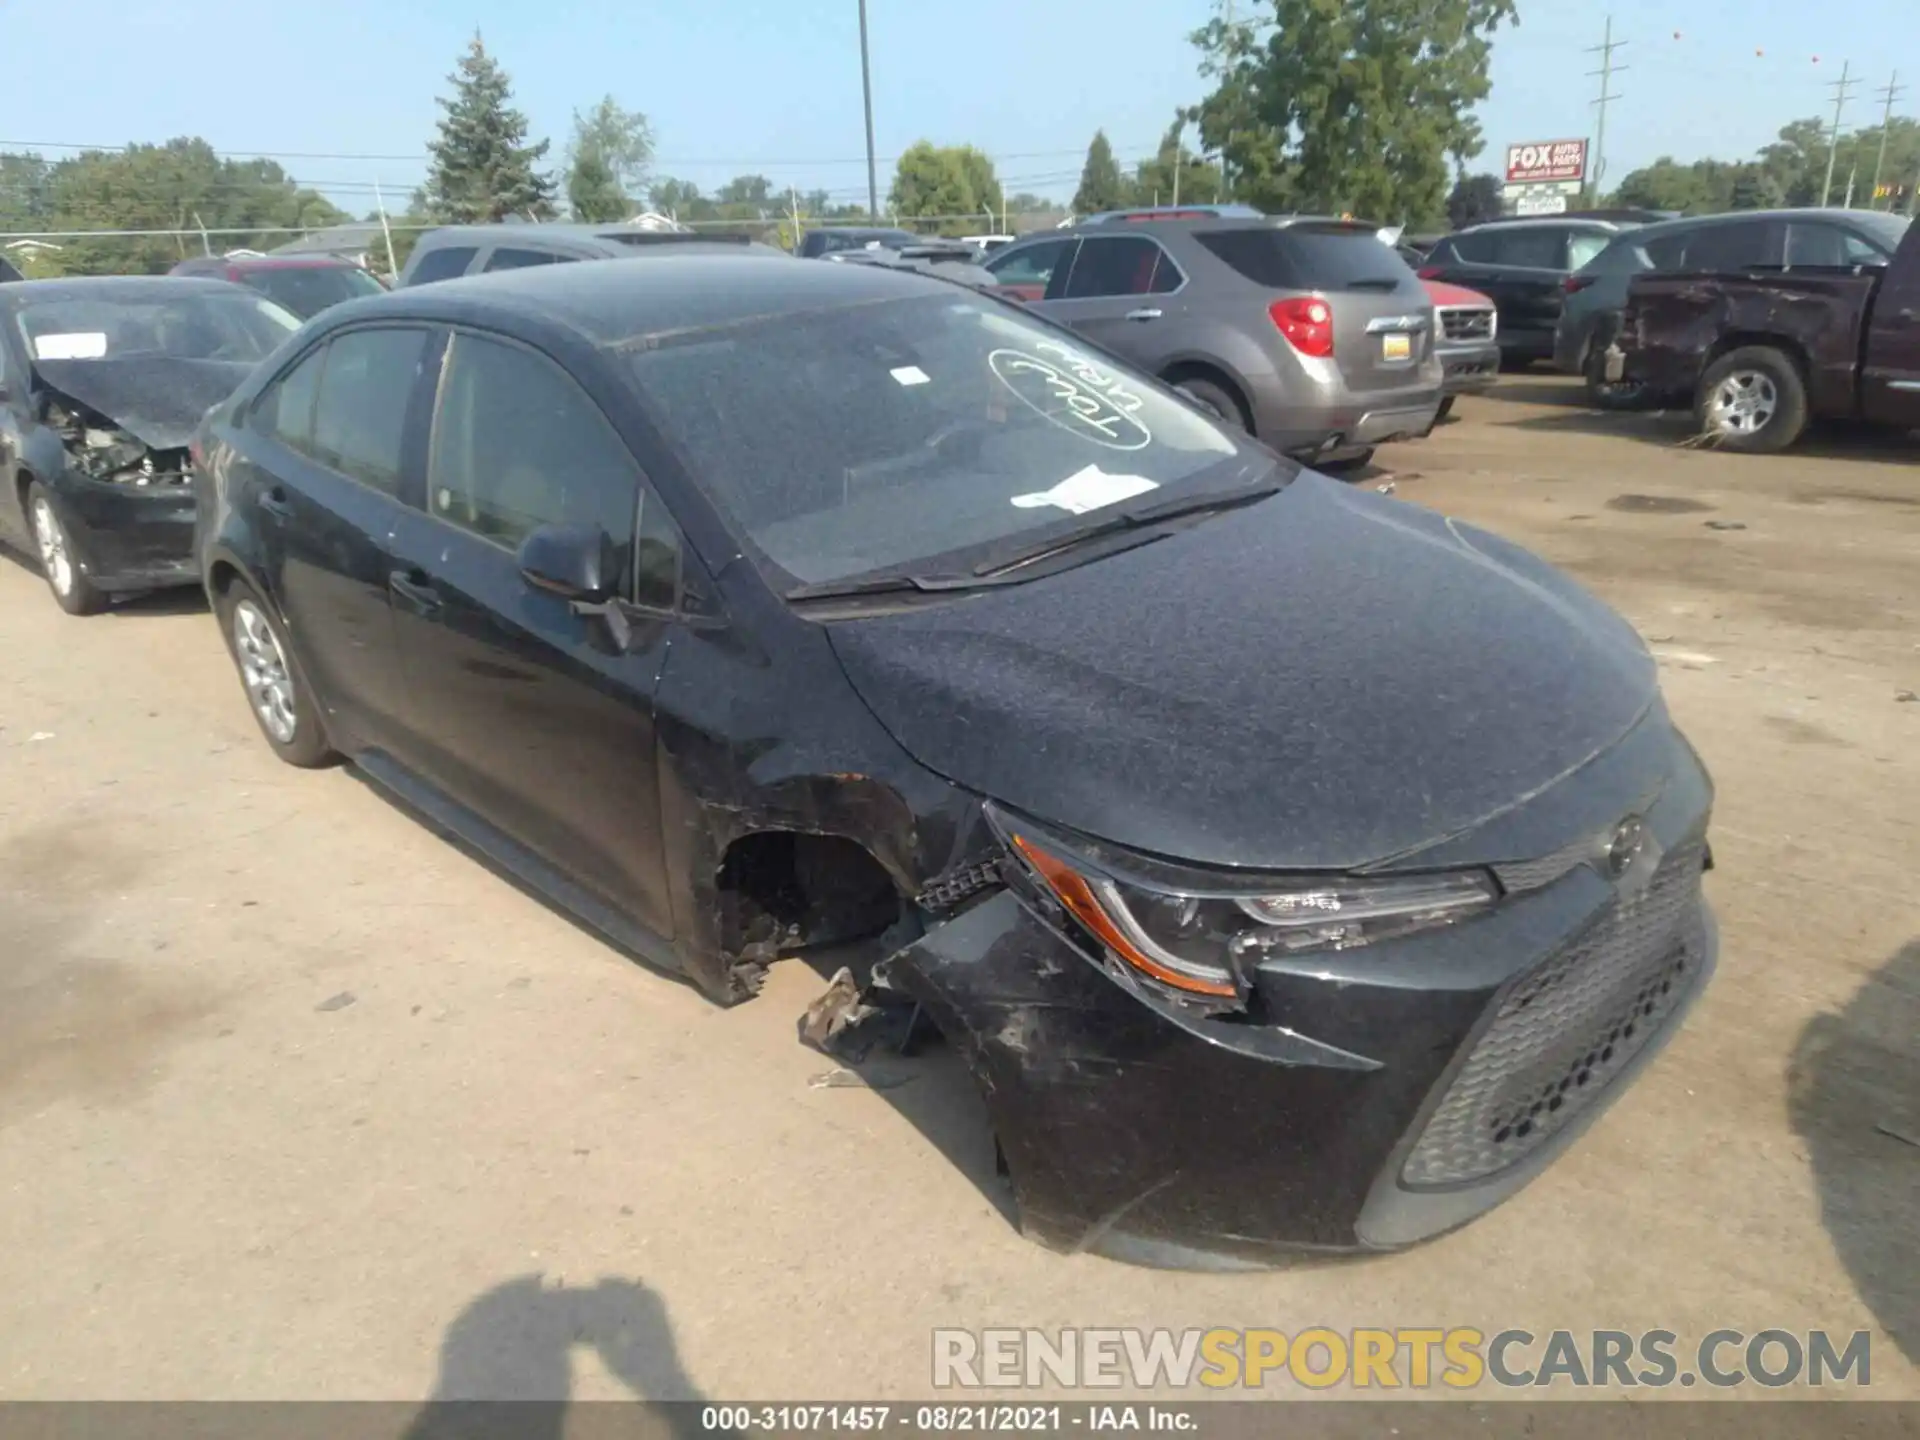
xmin=1073 ymin=131 xmax=1130 ymax=215
xmin=423 ymin=34 xmax=557 ymax=224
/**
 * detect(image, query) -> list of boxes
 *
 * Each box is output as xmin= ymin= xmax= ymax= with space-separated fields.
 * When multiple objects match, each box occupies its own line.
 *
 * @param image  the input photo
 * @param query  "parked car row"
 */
xmin=0 ymin=241 xmax=1718 ymax=1269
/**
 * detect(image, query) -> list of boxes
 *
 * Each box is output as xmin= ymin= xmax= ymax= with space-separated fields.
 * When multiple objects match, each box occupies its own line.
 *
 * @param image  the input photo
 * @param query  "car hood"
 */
xmin=33 ymin=357 xmax=253 ymax=450
xmin=828 ymin=474 xmax=1658 ymax=872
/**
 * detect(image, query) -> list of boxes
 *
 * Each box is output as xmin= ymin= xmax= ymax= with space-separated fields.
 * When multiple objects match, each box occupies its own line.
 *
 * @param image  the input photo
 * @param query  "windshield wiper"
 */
xmin=970 ymin=477 xmax=1284 ymax=578
xmin=784 ymin=476 xmax=1284 ymax=604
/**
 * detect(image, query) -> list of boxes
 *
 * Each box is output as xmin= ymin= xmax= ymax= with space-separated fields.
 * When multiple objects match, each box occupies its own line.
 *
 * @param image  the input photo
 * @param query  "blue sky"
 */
xmin=0 ymin=0 xmax=1908 ymax=221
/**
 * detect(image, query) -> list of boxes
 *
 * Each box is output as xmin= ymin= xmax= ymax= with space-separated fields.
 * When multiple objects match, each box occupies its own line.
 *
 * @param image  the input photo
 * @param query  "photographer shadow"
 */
xmin=402 ymin=1274 xmax=724 ymax=1440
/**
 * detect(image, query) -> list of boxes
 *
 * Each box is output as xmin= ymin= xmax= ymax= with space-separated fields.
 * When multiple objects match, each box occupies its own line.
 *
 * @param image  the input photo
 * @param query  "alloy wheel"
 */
xmin=232 ymin=599 xmax=299 ymax=745
xmin=31 ymin=496 xmax=73 ymax=596
xmin=1704 ymin=371 xmax=1778 ymax=436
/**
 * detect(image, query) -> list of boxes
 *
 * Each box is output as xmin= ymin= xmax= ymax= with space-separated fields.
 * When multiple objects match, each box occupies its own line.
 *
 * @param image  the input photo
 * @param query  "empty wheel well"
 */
xmin=15 ymin=469 xmax=33 ymax=510
xmin=1158 ymin=362 xmax=1253 ymax=431
xmin=206 ymin=560 xmax=240 ymax=597
xmin=716 ymin=830 xmax=903 ymax=957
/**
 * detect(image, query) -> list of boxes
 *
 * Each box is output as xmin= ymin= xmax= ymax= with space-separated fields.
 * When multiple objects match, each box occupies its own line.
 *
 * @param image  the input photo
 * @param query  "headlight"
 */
xmin=998 ymin=816 xmax=1496 ymax=1002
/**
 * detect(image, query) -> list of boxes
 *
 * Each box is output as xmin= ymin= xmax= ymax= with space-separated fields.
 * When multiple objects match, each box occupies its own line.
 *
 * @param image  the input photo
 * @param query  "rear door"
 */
xmin=1862 ymin=222 xmax=1920 ymax=426
xmin=1035 ymin=235 xmax=1186 ymax=364
xmin=226 ymin=326 xmax=434 ymax=752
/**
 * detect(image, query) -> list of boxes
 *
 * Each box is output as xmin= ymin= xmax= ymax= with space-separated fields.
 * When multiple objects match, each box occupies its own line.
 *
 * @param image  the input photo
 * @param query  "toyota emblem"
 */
xmin=1604 ymin=818 xmax=1648 ymax=880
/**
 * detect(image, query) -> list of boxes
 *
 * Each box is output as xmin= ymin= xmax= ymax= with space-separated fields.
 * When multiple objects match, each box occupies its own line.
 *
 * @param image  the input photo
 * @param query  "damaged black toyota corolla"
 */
xmin=195 ymin=257 xmax=1717 ymax=1268
xmin=0 ymin=277 xmax=299 ymax=613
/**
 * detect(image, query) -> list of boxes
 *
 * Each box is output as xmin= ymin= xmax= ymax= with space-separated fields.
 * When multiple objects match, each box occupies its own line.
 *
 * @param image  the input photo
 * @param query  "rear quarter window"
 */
xmin=1195 ymin=227 xmax=1418 ymax=292
xmin=405 ymin=245 xmax=479 ymax=286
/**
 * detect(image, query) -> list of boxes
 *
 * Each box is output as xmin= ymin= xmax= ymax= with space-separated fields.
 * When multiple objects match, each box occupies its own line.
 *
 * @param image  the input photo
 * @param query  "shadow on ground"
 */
xmin=1787 ymin=938 xmax=1920 ymax=1365
xmin=402 ymin=1275 xmax=715 ymax=1440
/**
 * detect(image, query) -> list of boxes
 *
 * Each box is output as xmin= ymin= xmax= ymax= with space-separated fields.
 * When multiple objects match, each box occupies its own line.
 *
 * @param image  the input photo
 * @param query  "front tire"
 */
xmin=1695 ymin=346 xmax=1809 ymax=453
xmin=216 ymin=579 xmax=337 ymax=768
xmin=26 ymin=482 xmax=107 ymax=615
xmin=1433 ymin=395 xmax=1456 ymax=424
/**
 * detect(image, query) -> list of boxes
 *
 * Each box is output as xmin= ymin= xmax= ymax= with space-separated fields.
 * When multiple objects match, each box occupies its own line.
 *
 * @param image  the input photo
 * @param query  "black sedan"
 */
xmin=0 ymin=276 xmax=300 ymax=613
xmin=193 ymin=256 xmax=1718 ymax=1266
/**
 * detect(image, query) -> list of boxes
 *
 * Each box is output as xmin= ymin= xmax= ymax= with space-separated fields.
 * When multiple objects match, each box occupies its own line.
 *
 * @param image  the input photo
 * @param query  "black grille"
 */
xmin=1401 ymin=838 xmax=1707 ymax=1188
xmin=1440 ymin=308 xmax=1494 ymax=341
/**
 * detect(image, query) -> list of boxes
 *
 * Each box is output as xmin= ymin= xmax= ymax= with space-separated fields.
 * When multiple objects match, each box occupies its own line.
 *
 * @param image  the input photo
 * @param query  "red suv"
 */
xmin=168 ymin=256 xmax=385 ymax=320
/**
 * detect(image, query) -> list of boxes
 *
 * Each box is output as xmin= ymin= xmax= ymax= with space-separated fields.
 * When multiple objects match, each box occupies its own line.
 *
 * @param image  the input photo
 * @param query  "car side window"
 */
xmin=1681 ymin=221 xmax=1776 ymax=271
xmin=308 ymin=328 xmax=429 ymax=493
xmin=484 ymin=247 xmax=565 ymax=272
xmin=427 ymin=331 xmax=642 ymax=575
xmin=252 ymin=344 xmax=327 ymax=452
xmin=633 ymin=487 xmax=684 ymax=612
xmin=1063 ymin=237 xmax=1179 ymax=298
xmin=1783 ymin=222 xmax=1885 ymax=268
xmin=986 ymin=238 xmax=1073 ymax=287
xmin=407 ymin=246 xmax=478 ymax=285
xmin=1567 ymin=232 xmax=1611 ymax=269
xmin=1492 ymin=228 xmax=1566 ymax=269
xmin=1445 ymin=232 xmax=1493 ymax=263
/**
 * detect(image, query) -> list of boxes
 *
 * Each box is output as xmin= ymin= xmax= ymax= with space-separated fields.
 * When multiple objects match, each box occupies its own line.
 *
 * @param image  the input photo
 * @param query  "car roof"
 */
xmin=1597 ymin=206 xmax=1893 ymax=242
xmin=1453 ymin=216 xmax=1626 ymax=234
xmin=178 ymin=255 xmax=359 ymax=271
xmin=0 ymin=275 xmax=245 ymax=307
xmin=334 ymin=250 xmax=947 ymax=348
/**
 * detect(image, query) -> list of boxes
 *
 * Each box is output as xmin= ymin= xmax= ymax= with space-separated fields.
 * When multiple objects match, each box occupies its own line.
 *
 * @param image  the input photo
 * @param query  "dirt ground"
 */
xmin=0 ymin=374 xmax=1915 ymax=1405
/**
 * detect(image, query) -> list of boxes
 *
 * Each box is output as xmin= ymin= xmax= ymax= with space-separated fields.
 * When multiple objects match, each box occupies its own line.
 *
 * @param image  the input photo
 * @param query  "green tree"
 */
xmin=716 ymin=174 xmax=773 ymax=207
xmin=1727 ymin=167 xmax=1784 ymax=211
xmin=566 ymin=96 xmax=653 ymax=222
xmin=1132 ymin=120 xmax=1224 ymax=206
xmin=34 ymin=138 xmax=346 ymax=275
xmin=889 ymin=142 xmax=993 ymax=228
xmin=648 ymin=177 xmax=712 ymax=221
xmin=1445 ymin=172 xmax=1503 ymax=228
xmin=423 ymin=34 xmax=556 ymax=223
xmin=1190 ymin=0 xmax=1517 ymax=222
xmin=1072 ymin=131 xmax=1130 ymax=214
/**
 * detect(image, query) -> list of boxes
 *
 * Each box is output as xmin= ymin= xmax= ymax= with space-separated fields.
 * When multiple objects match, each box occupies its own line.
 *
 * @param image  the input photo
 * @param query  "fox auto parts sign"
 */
xmin=1505 ymin=140 xmax=1589 ymax=185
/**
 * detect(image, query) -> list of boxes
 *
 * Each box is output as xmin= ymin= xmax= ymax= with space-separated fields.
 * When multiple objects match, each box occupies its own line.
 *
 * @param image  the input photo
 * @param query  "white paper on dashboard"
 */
xmin=34 ymin=332 xmax=108 ymax=360
xmin=1009 ymin=464 xmax=1160 ymax=515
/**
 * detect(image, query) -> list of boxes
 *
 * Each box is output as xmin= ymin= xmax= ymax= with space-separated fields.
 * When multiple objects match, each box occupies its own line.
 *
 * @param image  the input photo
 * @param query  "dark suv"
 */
xmin=984 ymin=215 xmax=1442 ymax=468
xmin=1418 ymin=218 xmax=1637 ymax=368
xmin=398 ymin=223 xmax=789 ymax=287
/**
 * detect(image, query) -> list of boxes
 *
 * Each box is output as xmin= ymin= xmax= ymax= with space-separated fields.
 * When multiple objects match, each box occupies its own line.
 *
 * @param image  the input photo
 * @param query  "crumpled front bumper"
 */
xmin=55 ymin=475 xmax=198 ymax=592
xmin=877 ymin=754 xmax=1716 ymax=1269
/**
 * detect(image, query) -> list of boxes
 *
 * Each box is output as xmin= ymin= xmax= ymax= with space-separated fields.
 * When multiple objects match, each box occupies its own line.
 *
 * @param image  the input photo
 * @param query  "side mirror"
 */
xmin=517 ymin=524 xmax=619 ymax=604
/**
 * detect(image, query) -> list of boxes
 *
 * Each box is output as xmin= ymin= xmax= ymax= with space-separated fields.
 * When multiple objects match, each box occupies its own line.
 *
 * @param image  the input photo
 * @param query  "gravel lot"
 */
xmin=1 ymin=374 xmax=1915 ymax=1403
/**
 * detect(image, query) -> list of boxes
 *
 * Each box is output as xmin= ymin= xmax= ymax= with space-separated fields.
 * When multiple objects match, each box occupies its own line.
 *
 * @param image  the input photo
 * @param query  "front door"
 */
xmin=226 ymin=326 xmax=431 ymax=753
xmin=1862 ymin=224 xmax=1920 ymax=427
xmin=383 ymin=328 xmax=676 ymax=938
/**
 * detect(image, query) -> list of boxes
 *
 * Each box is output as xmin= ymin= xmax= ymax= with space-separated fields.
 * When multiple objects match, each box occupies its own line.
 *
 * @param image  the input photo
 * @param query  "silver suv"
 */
xmin=984 ymin=214 xmax=1442 ymax=467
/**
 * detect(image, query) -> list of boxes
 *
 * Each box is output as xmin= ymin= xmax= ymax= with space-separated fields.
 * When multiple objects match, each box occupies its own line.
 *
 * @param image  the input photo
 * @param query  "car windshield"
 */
xmin=629 ymin=292 xmax=1259 ymax=589
xmin=16 ymin=291 xmax=299 ymax=363
xmin=239 ymin=264 xmax=384 ymax=318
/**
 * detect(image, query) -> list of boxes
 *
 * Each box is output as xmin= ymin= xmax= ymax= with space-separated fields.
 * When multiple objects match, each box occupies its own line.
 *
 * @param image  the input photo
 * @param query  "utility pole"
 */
xmin=1820 ymin=61 xmax=1859 ymax=208
xmin=1584 ymin=16 xmax=1628 ymax=201
xmin=1871 ymin=71 xmax=1905 ymax=209
xmin=373 ymin=178 xmax=398 ymax=283
xmin=857 ymin=0 xmax=879 ymax=222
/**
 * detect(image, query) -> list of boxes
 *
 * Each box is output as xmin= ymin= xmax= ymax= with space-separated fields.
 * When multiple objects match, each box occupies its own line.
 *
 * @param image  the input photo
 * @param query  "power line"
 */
xmin=1820 ymin=60 xmax=1860 ymax=207
xmin=1584 ymin=15 xmax=1629 ymax=196
xmin=1870 ymin=71 xmax=1906 ymax=209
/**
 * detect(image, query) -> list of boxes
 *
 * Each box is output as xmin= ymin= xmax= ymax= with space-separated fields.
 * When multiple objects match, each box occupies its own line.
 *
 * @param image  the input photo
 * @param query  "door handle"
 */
xmin=388 ymin=569 xmax=443 ymax=616
xmin=1124 ymin=307 xmax=1163 ymax=322
xmin=258 ymin=486 xmax=293 ymax=519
